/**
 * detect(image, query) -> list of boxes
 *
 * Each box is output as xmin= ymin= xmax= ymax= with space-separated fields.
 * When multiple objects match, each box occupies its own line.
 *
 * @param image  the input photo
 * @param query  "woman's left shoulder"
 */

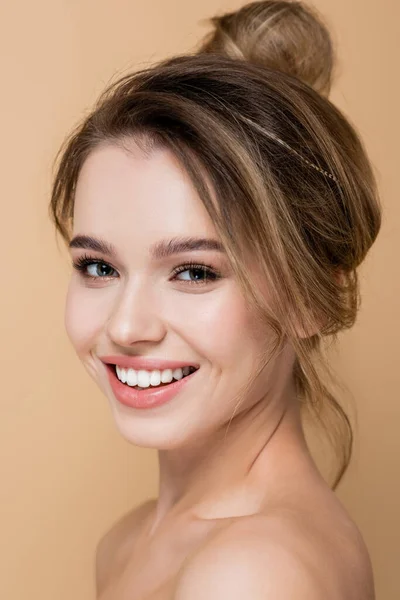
xmin=175 ymin=498 xmax=374 ymax=600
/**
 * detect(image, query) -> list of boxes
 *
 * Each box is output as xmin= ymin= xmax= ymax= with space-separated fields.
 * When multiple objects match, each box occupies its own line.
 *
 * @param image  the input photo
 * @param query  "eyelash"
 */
xmin=71 ymin=254 xmax=222 ymax=286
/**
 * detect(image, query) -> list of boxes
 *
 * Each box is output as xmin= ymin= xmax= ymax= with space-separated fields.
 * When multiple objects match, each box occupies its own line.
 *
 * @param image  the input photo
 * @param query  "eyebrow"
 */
xmin=68 ymin=235 xmax=226 ymax=260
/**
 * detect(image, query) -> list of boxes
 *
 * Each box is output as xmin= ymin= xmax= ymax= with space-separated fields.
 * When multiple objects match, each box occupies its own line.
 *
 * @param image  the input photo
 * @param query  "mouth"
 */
xmin=103 ymin=362 xmax=200 ymax=409
xmin=106 ymin=363 xmax=199 ymax=390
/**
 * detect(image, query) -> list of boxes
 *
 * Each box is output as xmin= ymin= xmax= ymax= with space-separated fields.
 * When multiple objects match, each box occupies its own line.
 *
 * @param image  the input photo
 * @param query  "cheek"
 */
xmin=173 ymin=285 xmax=263 ymax=368
xmin=64 ymin=280 xmax=105 ymax=354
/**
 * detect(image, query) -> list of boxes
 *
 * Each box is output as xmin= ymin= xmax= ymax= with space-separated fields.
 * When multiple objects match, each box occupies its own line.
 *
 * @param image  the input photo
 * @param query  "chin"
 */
xmin=106 ymin=400 xmax=195 ymax=450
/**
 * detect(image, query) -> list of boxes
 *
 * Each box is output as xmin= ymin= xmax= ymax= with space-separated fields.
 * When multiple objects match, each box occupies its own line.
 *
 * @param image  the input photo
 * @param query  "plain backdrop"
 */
xmin=0 ymin=1 xmax=398 ymax=598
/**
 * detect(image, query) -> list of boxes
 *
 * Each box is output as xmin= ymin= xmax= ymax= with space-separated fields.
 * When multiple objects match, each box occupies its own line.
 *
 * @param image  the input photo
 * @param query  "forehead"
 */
xmin=72 ymin=141 xmax=216 ymax=240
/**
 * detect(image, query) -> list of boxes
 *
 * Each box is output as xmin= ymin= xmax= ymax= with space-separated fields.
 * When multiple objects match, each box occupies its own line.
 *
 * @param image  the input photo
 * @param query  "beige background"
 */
xmin=0 ymin=0 xmax=398 ymax=598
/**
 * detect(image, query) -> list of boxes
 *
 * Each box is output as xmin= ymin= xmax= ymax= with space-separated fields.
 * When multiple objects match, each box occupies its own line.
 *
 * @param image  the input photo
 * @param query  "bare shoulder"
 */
xmin=174 ymin=505 xmax=375 ymax=600
xmin=95 ymin=498 xmax=156 ymax=596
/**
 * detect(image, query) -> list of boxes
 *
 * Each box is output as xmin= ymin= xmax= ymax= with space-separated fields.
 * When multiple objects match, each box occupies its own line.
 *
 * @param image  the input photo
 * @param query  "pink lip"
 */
xmin=104 ymin=363 xmax=198 ymax=409
xmin=99 ymin=355 xmax=200 ymax=371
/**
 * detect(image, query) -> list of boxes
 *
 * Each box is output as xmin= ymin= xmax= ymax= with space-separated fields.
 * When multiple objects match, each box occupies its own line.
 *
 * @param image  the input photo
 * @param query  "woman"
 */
xmin=50 ymin=1 xmax=381 ymax=598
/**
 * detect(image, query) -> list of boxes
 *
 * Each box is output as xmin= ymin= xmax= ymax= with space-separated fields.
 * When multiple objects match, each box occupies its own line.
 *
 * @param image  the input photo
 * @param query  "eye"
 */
xmin=72 ymin=254 xmax=118 ymax=280
xmin=171 ymin=262 xmax=221 ymax=286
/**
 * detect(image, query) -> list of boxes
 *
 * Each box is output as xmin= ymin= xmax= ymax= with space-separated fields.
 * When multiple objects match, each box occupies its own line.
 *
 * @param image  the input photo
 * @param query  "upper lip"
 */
xmin=99 ymin=355 xmax=200 ymax=371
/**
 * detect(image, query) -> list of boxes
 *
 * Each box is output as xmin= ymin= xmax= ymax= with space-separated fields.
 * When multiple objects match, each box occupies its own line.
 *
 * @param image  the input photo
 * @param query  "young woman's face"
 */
xmin=65 ymin=141 xmax=288 ymax=449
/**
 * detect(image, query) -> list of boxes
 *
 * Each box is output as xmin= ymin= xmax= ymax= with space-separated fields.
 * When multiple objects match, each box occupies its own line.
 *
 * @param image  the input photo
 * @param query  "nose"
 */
xmin=105 ymin=277 xmax=167 ymax=347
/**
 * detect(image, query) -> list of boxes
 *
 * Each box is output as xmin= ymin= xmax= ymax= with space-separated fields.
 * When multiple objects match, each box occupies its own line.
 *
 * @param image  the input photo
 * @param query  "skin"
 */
xmin=65 ymin=140 xmax=374 ymax=599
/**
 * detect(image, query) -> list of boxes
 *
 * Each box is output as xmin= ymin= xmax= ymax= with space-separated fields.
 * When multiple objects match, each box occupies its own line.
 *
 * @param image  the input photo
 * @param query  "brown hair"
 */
xmin=49 ymin=0 xmax=381 ymax=489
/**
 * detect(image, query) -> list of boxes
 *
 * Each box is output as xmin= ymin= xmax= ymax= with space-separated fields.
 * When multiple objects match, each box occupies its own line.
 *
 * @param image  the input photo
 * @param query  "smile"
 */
xmin=105 ymin=363 xmax=199 ymax=409
xmin=115 ymin=365 xmax=198 ymax=389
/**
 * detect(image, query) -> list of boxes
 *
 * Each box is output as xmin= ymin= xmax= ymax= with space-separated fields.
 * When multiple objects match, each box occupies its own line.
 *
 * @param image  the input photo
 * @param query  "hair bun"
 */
xmin=196 ymin=0 xmax=335 ymax=97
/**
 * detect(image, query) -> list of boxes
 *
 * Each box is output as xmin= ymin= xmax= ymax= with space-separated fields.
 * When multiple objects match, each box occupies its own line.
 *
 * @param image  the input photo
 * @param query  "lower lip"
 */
xmin=105 ymin=364 xmax=198 ymax=409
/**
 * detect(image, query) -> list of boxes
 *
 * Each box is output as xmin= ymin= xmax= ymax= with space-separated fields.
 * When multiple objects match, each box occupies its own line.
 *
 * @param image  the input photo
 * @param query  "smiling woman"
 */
xmin=49 ymin=1 xmax=380 ymax=599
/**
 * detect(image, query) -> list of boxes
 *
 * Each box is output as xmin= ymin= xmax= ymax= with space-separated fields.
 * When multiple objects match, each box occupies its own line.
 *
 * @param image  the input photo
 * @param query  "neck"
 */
xmin=149 ymin=383 xmax=319 ymax=534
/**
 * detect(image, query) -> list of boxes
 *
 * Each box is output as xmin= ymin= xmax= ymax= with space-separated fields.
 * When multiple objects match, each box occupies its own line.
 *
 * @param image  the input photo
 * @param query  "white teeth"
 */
xmin=150 ymin=370 xmax=161 ymax=386
xmin=116 ymin=365 xmax=127 ymax=383
xmin=137 ymin=370 xmax=151 ymax=388
xmin=115 ymin=366 xmax=196 ymax=387
xmin=126 ymin=369 xmax=138 ymax=386
xmin=172 ymin=368 xmax=183 ymax=380
xmin=160 ymin=369 xmax=173 ymax=384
